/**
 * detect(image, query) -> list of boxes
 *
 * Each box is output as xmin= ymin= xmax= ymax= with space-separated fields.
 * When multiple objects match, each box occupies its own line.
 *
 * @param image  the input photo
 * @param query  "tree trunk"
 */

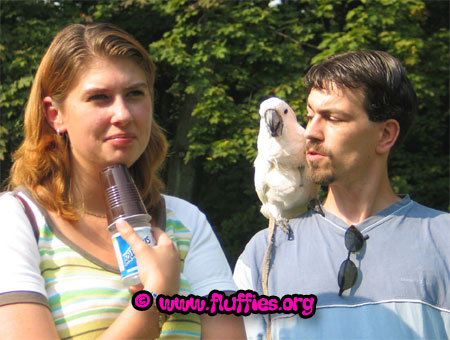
xmin=165 ymin=93 xmax=199 ymax=202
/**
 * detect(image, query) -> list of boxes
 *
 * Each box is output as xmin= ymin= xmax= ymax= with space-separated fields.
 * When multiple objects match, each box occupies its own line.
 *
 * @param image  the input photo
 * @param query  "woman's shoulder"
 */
xmin=0 ymin=190 xmax=18 ymax=203
xmin=162 ymin=194 xmax=205 ymax=218
xmin=0 ymin=190 xmax=46 ymax=226
xmin=0 ymin=190 xmax=42 ymax=262
xmin=162 ymin=194 xmax=199 ymax=211
xmin=162 ymin=194 xmax=210 ymax=234
xmin=0 ymin=191 xmax=26 ymax=216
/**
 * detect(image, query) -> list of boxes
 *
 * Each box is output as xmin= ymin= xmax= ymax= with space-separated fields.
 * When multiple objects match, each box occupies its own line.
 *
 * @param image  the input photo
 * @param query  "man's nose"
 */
xmin=305 ymin=115 xmax=324 ymax=142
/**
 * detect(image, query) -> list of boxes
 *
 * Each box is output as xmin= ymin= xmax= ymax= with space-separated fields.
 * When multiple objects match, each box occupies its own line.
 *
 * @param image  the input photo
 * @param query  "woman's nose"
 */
xmin=110 ymin=96 xmax=132 ymax=125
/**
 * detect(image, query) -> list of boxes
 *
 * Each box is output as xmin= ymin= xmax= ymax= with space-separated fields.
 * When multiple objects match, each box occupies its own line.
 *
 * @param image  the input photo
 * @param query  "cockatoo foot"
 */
xmin=275 ymin=218 xmax=294 ymax=241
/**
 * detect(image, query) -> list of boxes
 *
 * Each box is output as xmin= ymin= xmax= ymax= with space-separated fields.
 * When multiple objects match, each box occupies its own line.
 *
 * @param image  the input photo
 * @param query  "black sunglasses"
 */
xmin=338 ymin=226 xmax=369 ymax=296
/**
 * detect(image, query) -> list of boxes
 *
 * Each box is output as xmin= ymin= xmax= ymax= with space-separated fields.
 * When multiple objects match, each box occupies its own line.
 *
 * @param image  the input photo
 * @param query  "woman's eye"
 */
xmin=89 ymin=94 xmax=108 ymax=101
xmin=127 ymin=90 xmax=144 ymax=97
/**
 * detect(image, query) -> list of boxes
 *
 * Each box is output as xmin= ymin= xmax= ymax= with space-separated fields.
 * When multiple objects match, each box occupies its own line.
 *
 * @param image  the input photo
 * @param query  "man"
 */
xmin=234 ymin=50 xmax=450 ymax=339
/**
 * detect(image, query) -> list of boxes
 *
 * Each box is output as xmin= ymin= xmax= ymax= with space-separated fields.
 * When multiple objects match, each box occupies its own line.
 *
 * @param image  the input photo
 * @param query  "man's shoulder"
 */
xmin=239 ymin=212 xmax=317 ymax=261
xmin=240 ymin=228 xmax=269 ymax=256
xmin=408 ymin=199 xmax=450 ymax=222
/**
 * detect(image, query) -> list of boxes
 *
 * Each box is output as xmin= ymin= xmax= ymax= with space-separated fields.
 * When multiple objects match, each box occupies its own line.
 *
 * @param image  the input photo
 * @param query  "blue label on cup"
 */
xmin=111 ymin=226 xmax=155 ymax=280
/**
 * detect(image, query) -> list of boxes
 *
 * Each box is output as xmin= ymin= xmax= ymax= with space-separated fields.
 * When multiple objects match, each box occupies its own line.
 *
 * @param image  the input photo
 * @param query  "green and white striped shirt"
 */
xmin=1 ymin=193 xmax=236 ymax=339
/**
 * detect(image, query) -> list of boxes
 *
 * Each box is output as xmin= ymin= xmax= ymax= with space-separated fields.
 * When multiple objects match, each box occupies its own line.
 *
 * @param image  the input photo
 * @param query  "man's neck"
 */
xmin=323 ymin=173 xmax=400 ymax=226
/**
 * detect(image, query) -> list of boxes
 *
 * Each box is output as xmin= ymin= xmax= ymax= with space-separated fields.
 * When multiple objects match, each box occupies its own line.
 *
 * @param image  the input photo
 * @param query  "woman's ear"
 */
xmin=376 ymin=119 xmax=400 ymax=154
xmin=43 ymin=96 xmax=66 ymax=134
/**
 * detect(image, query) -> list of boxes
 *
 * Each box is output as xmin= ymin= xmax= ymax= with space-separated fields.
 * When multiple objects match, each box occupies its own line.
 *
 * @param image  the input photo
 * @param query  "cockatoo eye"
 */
xmin=284 ymin=109 xmax=288 ymax=114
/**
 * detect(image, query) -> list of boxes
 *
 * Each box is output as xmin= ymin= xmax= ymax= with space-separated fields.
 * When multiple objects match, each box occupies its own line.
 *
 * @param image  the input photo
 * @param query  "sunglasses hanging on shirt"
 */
xmin=338 ymin=225 xmax=369 ymax=296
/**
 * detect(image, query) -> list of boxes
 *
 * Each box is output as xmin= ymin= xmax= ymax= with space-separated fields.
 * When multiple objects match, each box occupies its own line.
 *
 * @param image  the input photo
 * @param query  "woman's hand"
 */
xmin=116 ymin=219 xmax=180 ymax=296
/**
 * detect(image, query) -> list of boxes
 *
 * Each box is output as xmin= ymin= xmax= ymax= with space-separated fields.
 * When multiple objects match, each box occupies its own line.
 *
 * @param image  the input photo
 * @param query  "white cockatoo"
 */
xmin=254 ymin=96 xmax=317 ymax=238
xmin=254 ymin=96 xmax=319 ymax=336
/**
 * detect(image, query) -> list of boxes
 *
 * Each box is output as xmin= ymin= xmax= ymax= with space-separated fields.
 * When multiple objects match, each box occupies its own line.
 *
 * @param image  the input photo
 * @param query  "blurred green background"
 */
xmin=1 ymin=0 xmax=448 ymax=268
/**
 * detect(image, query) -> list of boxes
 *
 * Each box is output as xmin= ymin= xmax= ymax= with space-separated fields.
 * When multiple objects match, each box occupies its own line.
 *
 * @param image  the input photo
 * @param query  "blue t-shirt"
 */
xmin=234 ymin=196 xmax=450 ymax=339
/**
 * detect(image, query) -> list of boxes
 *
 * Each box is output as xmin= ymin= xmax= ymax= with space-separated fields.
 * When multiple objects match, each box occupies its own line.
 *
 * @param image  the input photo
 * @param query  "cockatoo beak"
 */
xmin=265 ymin=109 xmax=283 ymax=137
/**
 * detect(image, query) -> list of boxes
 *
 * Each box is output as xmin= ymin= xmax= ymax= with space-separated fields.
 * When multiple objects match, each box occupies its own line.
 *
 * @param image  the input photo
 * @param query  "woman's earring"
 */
xmin=56 ymin=129 xmax=68 ymax=143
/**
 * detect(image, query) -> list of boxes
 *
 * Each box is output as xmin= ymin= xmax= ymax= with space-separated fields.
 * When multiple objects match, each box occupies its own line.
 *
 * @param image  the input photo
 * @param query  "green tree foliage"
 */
xmin=1 ymin=0 xmax=448 ymax=267
xmin=0 ymin=0 xmax=94 ymax=174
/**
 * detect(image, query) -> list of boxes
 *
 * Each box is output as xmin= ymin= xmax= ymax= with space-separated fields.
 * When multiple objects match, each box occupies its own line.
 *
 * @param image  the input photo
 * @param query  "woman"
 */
xmin=0 ymin=23 xmax=245 ymax=339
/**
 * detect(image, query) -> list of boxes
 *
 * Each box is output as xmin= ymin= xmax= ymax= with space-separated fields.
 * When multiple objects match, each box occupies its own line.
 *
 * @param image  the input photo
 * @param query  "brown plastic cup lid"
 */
xmin=100 ymin=164 xmax=148 ymax=225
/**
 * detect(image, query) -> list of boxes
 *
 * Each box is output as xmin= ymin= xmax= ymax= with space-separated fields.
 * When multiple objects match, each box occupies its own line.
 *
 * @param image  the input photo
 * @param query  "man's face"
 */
xmin=305 ymin=86 xmax=382 ymax=187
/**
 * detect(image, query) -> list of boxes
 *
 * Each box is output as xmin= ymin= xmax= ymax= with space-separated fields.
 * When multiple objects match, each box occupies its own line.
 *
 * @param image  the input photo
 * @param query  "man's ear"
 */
xmin=43 ymin=96 xmax=66 ymax=133
xmin=376 ymin=119 xmax=400 ymax=154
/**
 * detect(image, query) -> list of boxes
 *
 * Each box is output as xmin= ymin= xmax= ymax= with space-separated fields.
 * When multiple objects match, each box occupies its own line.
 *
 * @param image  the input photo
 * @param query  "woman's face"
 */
xmin=51 ymin=56 xmax=152 ymax=174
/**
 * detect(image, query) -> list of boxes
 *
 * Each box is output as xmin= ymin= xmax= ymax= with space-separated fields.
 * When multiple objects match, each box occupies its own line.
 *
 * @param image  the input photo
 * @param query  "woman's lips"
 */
xmin=105 ymin=133 xmax=136 ymax=146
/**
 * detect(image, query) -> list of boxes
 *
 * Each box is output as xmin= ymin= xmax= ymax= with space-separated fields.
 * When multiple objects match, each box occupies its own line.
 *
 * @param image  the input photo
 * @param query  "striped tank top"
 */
xmin=39 ymin=209 xmax=201 ymax=339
